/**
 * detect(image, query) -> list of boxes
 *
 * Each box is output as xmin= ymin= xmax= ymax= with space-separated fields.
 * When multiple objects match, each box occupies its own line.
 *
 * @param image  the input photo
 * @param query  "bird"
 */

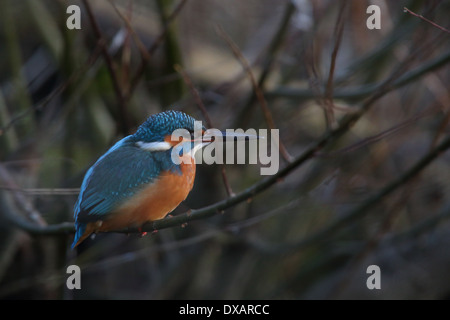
xmin=72 ymin=110 xmax=218 ymax=248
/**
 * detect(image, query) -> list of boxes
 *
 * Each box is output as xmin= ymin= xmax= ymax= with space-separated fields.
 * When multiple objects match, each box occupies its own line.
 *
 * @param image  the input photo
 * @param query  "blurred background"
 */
xmin=0 ymin=0 xmax=449 ymax=299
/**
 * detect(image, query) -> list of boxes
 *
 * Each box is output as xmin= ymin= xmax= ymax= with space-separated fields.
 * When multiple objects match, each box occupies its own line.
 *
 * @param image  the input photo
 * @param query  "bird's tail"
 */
xmin=72 ymin=222 xmax=95 ymax=249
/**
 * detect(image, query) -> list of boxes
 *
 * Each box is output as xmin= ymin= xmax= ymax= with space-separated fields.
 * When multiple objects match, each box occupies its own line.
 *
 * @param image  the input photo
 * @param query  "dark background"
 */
xmin=0 ymin=0 xmax=449 ymax=299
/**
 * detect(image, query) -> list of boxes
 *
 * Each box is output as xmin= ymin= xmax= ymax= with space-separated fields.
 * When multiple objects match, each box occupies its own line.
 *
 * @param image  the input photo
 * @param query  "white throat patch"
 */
xmin=136 ymin=141 xmax=172 ymax=151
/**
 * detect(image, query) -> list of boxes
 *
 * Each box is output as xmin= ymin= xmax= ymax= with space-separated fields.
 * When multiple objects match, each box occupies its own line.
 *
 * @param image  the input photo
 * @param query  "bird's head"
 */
xmin=132 ymin=110 xmax=209 ymax=156
xmin=134 ymin=111 xmax=199 ymax=141
xmin=132 ymin=110 xmax=259 ymax=160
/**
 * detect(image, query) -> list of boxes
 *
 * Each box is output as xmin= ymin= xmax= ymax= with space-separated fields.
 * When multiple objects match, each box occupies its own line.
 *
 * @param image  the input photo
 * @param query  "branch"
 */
xmin=5 ymin=39 xmax=449 ymax=237
xmin=266 ymin=50 xmax=450 ymax=101
xmin=108 ymin=0 xmax=151 ymax=64
xmin=0 ymin=24 xmax=128 ymax=139
xmin=128 ymin=0 xmax=188 ymax=98
xmin=237 ymin=1 xmax=297 ymax=126
xmin=216 ymin=25 xmax=293 ymax=163
xmin=323 ymin=1 xmax=347 ymax=129
xmin=404 ymin=7 xmax=450 ymax=34
xmin=316 ymin=106 xmax=438 ymax=158
xmin=82 ymin=0 xmax=130 ymax=134
xmin=0 ymin=163 xmax=46 ymax=226
xmin=174 ymin=64 xmax=234 ymax=196
xmin=310 ymin=133 xmax=450 ymax=246
xmin=244 ymin=133 xmax=450 ymax=254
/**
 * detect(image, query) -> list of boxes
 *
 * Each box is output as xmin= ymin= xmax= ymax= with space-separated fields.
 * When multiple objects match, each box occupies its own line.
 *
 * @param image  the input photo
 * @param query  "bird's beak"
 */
xmin=184 ymin=129 xmax=261 ymax=158
xmin=202 ymin=129 xmax=261 ymax=144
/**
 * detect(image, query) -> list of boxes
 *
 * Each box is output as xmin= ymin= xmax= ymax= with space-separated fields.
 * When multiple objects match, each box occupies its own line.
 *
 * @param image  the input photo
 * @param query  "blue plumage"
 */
xmin=134 ymin=110 xmax=197 ymax=142
xmin=72 ymin=111 xmax=198 ymax=248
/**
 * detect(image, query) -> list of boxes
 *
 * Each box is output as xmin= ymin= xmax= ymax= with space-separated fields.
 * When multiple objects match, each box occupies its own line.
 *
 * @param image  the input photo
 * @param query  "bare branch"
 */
xmin=216 ymin=25 xmax=293 ymax=163
xmin=174 ymin=64 xmax=234 ymax=196
xmin=6 ymin=39 xmax=449 ymax=238
xmin=244 ymin=133 xmax=450 ymax=255
xmin=128 ymin=0 xmax=188 ymax=98
xmin=0 ymin=163 xmax=46 ymax=226
xmin=323 ymin=1 xmax=347 ymax=129
xmin=404 ymin=7 xmax=450 ymax=34
xmin=82 ymin=0 xmax=130 ymax=134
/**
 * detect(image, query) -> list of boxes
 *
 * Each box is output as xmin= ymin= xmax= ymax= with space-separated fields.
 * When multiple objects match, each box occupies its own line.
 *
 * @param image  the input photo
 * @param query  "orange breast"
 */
xmin=94 ymin=154 xmax=196 ymax=232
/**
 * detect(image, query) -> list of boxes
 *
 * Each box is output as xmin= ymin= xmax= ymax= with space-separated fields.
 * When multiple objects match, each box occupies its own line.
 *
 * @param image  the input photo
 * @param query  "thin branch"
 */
xmin=6 ymin=39 xmax=450 ymax=237
xmin=0 ymin=197 xmax=303 ymax=297
xmin=404 ymin=7 xmax=450 ymax=34
xmin=388 ymin=202 xmax=450 ymax=242
xmin=0 ymin=80 xmax=67 ymax=137
xmin=246 ymin=133 xmax=450 ymax=255
xmin=431 ymin=109 xmax=450 ymax=149
xmin=0 ymin=27 xmax=132 ymax=139
xmin=85 ymin=198 xmax=301 ymax=272
xmin=216 ymin=25 xmax=293 ymax=163
xmin=174 ymin=64 xmax=234 ymax=196
xmin=316 ymin=106 xmax=439 ymax=158
xmin=119 ymin=1 xmax=133 ymax=88
xmin=0 ymin=163 xmax=46 ymax=226
xmin=0 ymin=186 xmax=80 ymax=196
xmin=117 ymin=38 xmax=450 ymax=234
xmin=128 ymin=0 xmax=188 ymax=98
xmin=237 ymin=1 xmax=297 ymax=126
xmin=173 ymin=65 xmax=213 ymax=127
xmin=323 ymin=1 xmax=347 ymax=129
xmin=107 ymin=0 xmax=152 ymax=66
xmin=256 ymin=1 xmax=296 ymax=91
xmin=314 ymin=134 xmax=450 ymax=246
xmin=326 ymin=182 xmax=415 ymax=298
xmin=82 ymin=0 xmax=130 ymax=135
xmin=266 ymin=50 xmax=450 ymax=101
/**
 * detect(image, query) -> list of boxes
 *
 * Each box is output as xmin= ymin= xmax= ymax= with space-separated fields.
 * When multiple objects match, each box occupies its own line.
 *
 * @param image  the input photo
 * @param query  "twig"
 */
xmin=237 ymin=1 xmax=297 ymax=126
xmin=0 ymin=197 xmax=301 ymax=297
xmin=128 ymin=0 xmax=188 ymax=98
xmin=174 ymin=64 xmax=234 ymax=196
xmin=216 ymin=25 xmax=293 ymax=163
xmin=0 ymin=24 xmax=122 ymax=138
xmin=388 ymin=202 xmax=450 ymax=242
xmin=404 ymin=7 xmax=450 ymax=34
xmin=246 ymin=133 xmax=450 ymax=255
xmin=82 ymin=0 xmax=130 ymax=135
xmin=255 ymin=1 xmax=297 ymax=92
xmin=315 ymin=134 xmax=450 ymax=246
xmin=0 ymin=80 xmax=68 ymax=137
xmin=0 ymin=187 xmax=80 ymax=196
xmin=327 ymin=181 xmax=415 ymax=298
xmin=133 ymin=38 xmax=450 ymax=233
xmin=119 ymin=1 xmax=133 ymax=89
xmin=316 ymin=106 xmax=438 ymax=158
xmin=107 ymin=0 xmax=152 ymax=65
xmin=86 ymin=198 xmax=301 ymax=272
xmin=323 ymin=1 xmax=347 ymax=129
xmin=174 ymin=65 xmax=213 ymax=127
xmin=431 ymin=109 xmax=450 ymax=149
xmin=0 ymin=163 xmax=47 ymax=226
xmin=7 ymin=38 xmax=450 ymax=237
xmin=266 ymin=50 xmax=450 ymax=101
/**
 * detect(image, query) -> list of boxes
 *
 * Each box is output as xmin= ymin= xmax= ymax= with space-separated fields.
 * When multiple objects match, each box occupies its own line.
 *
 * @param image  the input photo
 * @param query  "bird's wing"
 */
xmin=74 ymin=137 xmax=180 ymax=223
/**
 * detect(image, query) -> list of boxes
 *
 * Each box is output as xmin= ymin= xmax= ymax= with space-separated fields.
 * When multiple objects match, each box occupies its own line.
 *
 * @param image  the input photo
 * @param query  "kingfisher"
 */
xmin=72 ymin=110 xmax=233 ymax=248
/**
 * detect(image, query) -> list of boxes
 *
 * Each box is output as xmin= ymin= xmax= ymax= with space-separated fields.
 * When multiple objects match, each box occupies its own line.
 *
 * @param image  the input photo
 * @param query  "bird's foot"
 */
xmin=138 ymin=226 xmax=148 ymax=237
